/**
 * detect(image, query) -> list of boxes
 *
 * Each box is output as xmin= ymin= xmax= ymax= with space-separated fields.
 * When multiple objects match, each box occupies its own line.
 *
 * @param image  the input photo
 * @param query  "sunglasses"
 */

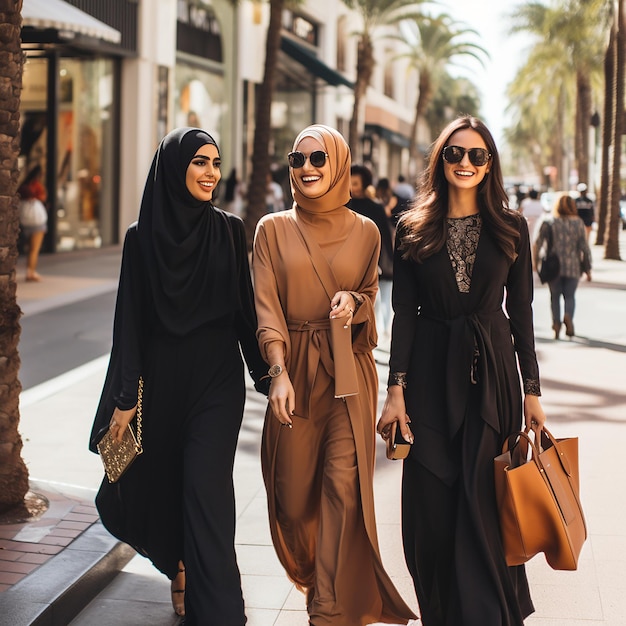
xmin=442 ymin=145 xmax=491 ymax=167
xmin=287 ymin=150 xmax=328 ymax=169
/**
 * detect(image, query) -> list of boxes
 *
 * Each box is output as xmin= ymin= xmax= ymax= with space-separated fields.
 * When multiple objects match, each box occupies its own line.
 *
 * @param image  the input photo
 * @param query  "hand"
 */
xmin=585 ymin=271 xmax=592 ymax=282
xmin=269 ymin=371 xmax=296 ymax=428
xmin=377 ymin=386 xmax=414 ymax=444
xmin=524 ymin=394 xmax=546 ymax=432
xmin=109 ymin=405 xmax=137 ymax=443
xmin=329 ymin=291 xmax=356 ymax=325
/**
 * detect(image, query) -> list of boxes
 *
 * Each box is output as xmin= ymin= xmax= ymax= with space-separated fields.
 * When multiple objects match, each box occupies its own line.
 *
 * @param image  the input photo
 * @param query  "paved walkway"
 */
xmin=1 ymin=232 xmax=625 ymax=625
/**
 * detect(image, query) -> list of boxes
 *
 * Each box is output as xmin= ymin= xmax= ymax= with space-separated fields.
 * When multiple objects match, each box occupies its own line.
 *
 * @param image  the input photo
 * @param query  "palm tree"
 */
xmin=425 ymin=74 xmax=482 ymax=139
xmin=0 ymin=0 xmax=29 ymax=514
xmin=341 ymin=0 xmax=425 ymax=160
xmin=509 ymin=0 xmax=608 ymax=187
xmin=393 ymin=14 xmax=488 ymax=166
xmin=506 ymin=42 xmax=576 ymax=190
xmin=595 ymin=3 xmax=617 ymax=246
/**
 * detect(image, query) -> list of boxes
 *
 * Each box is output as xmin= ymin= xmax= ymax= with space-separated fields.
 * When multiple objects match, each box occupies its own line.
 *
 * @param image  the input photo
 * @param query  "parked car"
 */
xmin=620 ymin=198 xmax=626 ymax=230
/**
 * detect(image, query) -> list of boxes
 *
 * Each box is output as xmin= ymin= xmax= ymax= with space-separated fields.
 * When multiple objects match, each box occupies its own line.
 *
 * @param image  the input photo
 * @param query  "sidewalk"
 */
xmin=1 ymin=235 xmax=625 ymax=625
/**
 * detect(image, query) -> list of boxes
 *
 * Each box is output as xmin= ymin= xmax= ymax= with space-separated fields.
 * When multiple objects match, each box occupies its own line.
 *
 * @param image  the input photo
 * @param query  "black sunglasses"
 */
xmin=288 ymin=150 xmax=328 ymax=169
xmin=442 ymin=145 xmax=491 ymax=167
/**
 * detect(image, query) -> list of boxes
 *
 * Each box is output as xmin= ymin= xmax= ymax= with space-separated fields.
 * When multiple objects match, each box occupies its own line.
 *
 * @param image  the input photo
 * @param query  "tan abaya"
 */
xmin=253 ymin=125 xmax=416 ymax=625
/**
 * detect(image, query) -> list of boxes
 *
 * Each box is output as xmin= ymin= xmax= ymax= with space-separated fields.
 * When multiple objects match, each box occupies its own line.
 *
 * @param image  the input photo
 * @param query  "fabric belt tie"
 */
xmin=422 ymin=310 xmax=502 ymax=438
xmin=286 ymin=318 xmax=333 ymax=418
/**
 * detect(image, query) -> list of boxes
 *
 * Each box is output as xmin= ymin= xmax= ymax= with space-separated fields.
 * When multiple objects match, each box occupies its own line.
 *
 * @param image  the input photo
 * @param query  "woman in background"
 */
xmin=18 ymin=164 xmax=48 ymax=281
xmin=534 ymin=193 xmax=591 ymax=339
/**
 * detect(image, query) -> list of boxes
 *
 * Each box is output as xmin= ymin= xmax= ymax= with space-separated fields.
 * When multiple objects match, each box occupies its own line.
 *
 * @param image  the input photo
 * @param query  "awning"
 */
xmin=365 ymin=123 xmax=411 ymax=149
xmin=22 ymin=0 xmax=121 ymax=44
xmin=280 ymin=36 xmax=353 ymax=89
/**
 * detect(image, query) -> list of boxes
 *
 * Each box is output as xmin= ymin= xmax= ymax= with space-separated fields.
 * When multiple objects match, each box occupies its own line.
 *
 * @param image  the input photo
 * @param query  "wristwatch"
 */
xmin=268 ymin=363 xmax=284 ymax=378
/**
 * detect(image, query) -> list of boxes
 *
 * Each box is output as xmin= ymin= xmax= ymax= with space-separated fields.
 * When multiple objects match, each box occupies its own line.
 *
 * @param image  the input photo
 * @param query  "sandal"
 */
xmin=171 ymin=562 xmax=185 ymax=617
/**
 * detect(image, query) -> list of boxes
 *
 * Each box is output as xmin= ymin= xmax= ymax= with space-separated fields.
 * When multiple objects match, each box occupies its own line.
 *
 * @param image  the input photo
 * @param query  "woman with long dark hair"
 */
xmin=377 ymin=115 xmax=546 ymax=625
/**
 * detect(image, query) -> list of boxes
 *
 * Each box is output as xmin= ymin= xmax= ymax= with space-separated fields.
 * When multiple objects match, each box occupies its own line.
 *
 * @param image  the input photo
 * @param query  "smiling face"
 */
xmin=185 ymin=144 xmax=221 ymax=201
xmin=442 ymin=128 xmax=491 ymax=191
xmin=291 ymin=136 xmax=330 ymax=198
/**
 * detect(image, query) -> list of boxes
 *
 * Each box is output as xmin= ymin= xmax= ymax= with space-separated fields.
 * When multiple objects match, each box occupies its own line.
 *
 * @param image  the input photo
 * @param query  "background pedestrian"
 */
xmin=519 ymin=187 xmax=544 ymax=242
xmin=575 ymin=183 xmax=595 ymax=242
xmin=535 ymin=193 xmax=592 ymax=339
xmin=18 ymin=164 xmax=48 ymax=282
xmin=350 ymin=164 xmax=394 ymax=340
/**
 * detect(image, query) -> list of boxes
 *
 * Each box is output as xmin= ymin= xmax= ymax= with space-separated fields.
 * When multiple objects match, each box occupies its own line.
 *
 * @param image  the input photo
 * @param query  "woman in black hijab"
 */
xmin=89 ymin=128 xmax=269 ymax=625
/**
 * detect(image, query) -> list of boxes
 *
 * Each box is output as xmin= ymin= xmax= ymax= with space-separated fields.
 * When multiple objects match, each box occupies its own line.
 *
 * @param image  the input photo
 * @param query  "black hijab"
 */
xmin=137 ymin=127 xmax=238 ymax=335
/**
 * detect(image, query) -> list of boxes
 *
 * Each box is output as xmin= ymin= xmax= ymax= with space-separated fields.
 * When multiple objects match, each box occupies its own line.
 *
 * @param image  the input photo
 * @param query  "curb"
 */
xmin=0 ymin=522 xmax=135 ymax=626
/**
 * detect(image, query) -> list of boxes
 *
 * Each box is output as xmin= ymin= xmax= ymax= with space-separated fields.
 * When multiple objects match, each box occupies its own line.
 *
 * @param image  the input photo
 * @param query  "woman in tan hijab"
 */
xmin=253 ymin=125 xmax=416 ymax=625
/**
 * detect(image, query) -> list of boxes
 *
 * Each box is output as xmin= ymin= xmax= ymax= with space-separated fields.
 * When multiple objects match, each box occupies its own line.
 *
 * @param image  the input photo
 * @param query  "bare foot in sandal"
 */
xmin=171 ymin=560 xmax=185 ymax=616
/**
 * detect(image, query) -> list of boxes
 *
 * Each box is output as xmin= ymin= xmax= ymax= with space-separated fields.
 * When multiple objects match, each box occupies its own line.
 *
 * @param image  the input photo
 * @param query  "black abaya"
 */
xmin=92 ymin=221 xmax=267 ymax=625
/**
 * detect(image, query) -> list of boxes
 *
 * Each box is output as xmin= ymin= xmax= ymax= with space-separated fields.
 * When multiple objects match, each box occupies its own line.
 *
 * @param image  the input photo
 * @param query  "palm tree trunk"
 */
xmin=348 ymin=34 xmax=373 ymax=162
xmin=0 ymin=0 xmax=30 ymax=513
xmin=596 ymin=12 xmax=616 ymax=246
xmin=575 ymin=71 xmax=592 ymax=186
xmin=555 ymin=87 xmax=567 ymax=190
xmin=409 ymin=72 xmax=431 ymax=170
xmin=605 ymin=0 xmax=624 ymax=260
xmin=244 ymin=0 xmax=284 ymax=247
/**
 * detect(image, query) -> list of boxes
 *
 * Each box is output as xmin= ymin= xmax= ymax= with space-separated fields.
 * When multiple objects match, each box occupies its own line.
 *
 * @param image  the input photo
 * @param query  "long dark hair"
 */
xmin=399 ymin=115 xmax=520 ymax=263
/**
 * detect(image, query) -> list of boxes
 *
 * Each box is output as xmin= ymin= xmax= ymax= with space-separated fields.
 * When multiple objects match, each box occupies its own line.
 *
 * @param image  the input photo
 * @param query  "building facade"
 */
xmin=19 ymin=0 xmax=418 ymax=253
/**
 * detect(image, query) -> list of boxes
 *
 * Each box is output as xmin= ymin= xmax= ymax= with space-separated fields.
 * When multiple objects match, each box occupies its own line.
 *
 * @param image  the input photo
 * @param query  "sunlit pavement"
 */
xmin=4 ymin=230 xmax=626 ymax=625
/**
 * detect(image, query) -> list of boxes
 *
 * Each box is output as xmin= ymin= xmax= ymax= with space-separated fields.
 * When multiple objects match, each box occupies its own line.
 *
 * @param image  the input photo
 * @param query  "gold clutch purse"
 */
xmin=97 ymin=377 xmax=144 ymax=483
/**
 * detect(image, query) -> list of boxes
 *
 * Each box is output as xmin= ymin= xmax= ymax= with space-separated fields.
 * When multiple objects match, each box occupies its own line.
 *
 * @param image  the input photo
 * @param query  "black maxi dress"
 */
xmin=390 ymin=213 xmax=540 ymax=626
xmin=89 ymin=216 xmax=268 ymax=625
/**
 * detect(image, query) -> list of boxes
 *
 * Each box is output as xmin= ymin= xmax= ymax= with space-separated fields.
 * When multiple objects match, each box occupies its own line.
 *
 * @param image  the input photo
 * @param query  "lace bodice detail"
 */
xmin=446 ymin=214 xmax=482 ymax=293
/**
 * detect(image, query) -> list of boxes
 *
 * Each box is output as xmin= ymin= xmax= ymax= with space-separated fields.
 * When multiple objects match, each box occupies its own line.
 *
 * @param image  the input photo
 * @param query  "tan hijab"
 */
xmin=290 ymin=124 xmax=354 ymax=248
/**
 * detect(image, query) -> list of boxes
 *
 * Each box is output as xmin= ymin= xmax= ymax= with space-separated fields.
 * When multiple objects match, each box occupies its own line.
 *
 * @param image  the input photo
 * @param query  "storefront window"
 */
xmin=20 ymin=55 xmax=116 ymax=252
xmin=174 ymin=62 xmax=225 ymax=146
xmin=20 ymin=57 xmax=48 ymax=187
xmin=56 ymin=58 xmax=115 ymax=251
xmin=272 ymin=59 xmax=314 ymax=168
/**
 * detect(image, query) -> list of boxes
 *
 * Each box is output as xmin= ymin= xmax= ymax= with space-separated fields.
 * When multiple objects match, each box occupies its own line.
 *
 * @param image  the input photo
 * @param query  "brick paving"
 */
xmin=0 ymin=490 xmax=98 ymax=593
